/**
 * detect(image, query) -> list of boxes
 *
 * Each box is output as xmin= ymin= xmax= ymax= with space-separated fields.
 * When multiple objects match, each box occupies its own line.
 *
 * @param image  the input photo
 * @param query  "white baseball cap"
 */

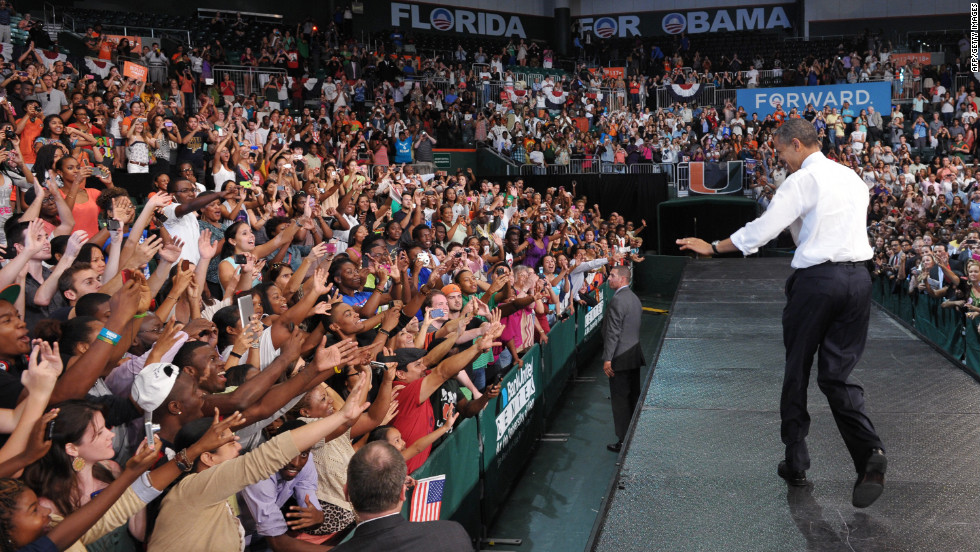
xmin=132 ymin=363 xmax=180 ymax=413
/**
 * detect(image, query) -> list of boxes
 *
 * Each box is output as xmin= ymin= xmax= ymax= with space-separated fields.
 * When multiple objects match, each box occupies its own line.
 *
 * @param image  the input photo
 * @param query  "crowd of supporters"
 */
xmin=0 ymin=8 xmax=656 ymax=552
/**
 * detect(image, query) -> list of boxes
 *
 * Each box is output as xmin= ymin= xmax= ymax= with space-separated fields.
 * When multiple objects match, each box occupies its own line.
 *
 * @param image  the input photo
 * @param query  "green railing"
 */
xmin=401 ymin=283 xmax=613 ymax=535
xmin=872 ymin=276 xmax=980 ymax=381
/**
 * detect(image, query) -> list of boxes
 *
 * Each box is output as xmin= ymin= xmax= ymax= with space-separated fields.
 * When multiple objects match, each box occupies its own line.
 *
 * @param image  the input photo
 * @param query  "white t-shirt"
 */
xmin=163 ymin=203 xmax=202 ymax=264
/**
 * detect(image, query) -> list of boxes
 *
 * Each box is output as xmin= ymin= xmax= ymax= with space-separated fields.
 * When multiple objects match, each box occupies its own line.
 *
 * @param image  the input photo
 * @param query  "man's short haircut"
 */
xmin=6 ymin=221 xmax=29 ymax=247
xmin=773 ymin=118 xmax=819 ymax=148
xmin=174 ymin=341 xmax=210 ymax=370
xmin=75 ymin=293 xmax=111 ymax=318
xmin=611 ymin=265 xmax=631 ymax=282
xmin=167 ymin=178 xmax=193 ymax=194
xmin=346 ymin=441 xmax=407 ymax=514
xmin=57 ymin=262 xmax=93 ymax=296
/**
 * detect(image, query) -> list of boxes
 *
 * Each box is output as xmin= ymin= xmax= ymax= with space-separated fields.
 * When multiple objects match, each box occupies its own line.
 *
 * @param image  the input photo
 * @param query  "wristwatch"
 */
xmin=711 ymin=240 xmax=720 ymax=254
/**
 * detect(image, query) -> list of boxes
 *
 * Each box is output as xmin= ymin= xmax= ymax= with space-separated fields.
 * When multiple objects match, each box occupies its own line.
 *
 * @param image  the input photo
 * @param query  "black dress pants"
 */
xmin=609 ymin=366 xmax=641 ymax=443
xmin=781 ymin=262 xmax=884 ymax=473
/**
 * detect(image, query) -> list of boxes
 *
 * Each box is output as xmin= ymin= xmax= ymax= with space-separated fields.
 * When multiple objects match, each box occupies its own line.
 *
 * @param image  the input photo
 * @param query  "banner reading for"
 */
xmin=123 ymin=61 xmax=148 ymax=83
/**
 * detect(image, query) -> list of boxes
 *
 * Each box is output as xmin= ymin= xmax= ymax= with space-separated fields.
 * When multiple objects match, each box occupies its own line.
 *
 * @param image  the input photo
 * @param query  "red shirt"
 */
xmin=391 ymin=377 xmax=435 ymax=474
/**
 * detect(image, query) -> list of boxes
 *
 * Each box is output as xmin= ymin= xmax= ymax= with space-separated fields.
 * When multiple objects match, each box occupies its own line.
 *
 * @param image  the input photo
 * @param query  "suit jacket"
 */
xmin=867 ymin=110 xmax=883 ymax=130
xmin=928 ymin=264 xmax=962 ymax=299
xmin=601 ymin=285 xmax=645 ymax=372
xmin=332 ymin=513 xmax=474 ymax=552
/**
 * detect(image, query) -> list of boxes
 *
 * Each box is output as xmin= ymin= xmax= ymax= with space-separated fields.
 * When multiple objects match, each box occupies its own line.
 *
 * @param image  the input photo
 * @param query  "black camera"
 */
xmin=4 ymin=130 xmax=14 ymax=140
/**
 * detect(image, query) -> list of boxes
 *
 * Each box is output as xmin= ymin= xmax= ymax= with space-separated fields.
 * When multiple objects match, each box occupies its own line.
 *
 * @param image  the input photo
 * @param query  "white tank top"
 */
xmin=212 ymin=165 xmax=235 ymax=191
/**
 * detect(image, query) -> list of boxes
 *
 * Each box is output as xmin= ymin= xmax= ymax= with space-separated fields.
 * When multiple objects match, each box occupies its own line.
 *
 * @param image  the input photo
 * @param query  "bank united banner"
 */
xmin=737 ymin=82 xmax=892 ymax=118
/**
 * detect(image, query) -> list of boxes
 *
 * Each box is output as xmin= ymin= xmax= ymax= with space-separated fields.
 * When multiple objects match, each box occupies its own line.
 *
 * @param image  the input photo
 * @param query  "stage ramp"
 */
xmin=592 ymin=258 xmax=980 ymax=552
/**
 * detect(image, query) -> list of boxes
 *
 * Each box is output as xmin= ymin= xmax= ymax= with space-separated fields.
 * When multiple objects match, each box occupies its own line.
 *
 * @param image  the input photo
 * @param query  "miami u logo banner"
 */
xmin=688 ymin=162 xmax=743 ymax=195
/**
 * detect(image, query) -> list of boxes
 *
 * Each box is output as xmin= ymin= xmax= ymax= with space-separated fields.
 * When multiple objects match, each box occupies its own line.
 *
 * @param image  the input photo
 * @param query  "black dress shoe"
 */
xmin=852 ymin=448 xmax=886 ymax=508
xmin=778 ymin=461 xmax=808 ymax=487
xmin=607 ymin=441 xmax=622 ymax=453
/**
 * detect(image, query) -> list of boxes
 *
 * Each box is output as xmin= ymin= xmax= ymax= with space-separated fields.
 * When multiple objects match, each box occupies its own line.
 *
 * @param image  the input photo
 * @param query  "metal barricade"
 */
xmin=676 ymin=162 xmax=690 ymax=196
xmin=213 ymin=65 xmax=287 ymax=99
xmin=566 ymin=158 xmax=600 ymax=174
xmin=954 ymin=73 xmax=977 ymax=93
xmin=603 ymin=87 xmax=627 ymax=113
xmin=715 ymin=88 xmax=737 ymax=107
xmin=406 ymin=162 xmax=436 ymax=175
xmin=674 ymin=161 xmax=744 ymax=197
xmin=479 ymin=80 xmax=507 ymax=107
xmin=519 ymin=159 xmax=601 ymax=175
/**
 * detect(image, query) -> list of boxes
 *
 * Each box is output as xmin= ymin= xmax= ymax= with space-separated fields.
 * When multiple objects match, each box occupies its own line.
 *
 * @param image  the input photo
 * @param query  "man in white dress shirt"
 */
xmin=676 ymin=119 xmax=886 ymax=509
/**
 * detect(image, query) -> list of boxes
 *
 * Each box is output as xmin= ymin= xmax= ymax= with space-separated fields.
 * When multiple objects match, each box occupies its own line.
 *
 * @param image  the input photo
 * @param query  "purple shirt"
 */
xmin=523 ymin=236 xmax=549 ymax=268
xmin=241 ymin=457 xmax=320 ymax=537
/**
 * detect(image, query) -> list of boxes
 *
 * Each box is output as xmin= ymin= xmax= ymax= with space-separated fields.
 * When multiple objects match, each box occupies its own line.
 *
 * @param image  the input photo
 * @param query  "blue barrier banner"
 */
xmin=737 ymin=82 xmax=892 ymax=118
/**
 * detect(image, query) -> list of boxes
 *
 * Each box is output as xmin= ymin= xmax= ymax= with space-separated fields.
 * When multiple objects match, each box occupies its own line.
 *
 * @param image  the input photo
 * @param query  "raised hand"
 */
xmin=197 ymin=229 xmax=218 ymax=261
xmin=22 ymin=340 xmax=62 ymax=395
xmin=147 ymin=192 xmax=173 ymax=210
xmin=279 ymin=326 xmax=307 ymax=361
xmin=234 ymin=316 xmax=263 ymax=350
xmin=124 ymin=437 xmax=162 ymax=475
xmin=111 ymin=196 xmax=131 ymax=225
xmin=171 ymin=262 xmax=194 ymax=294
xmin=63 ymin=230 xmax=89 ymax=261
xmin=22 ymin=408 xmax=59 ymax=463
xmin=108 ymin=280 xmax=143 ymax=319
xmin=312 ymin=267 xmax=330 ymax=296
xmin=158 ymin=237 xmax=184 ymax=264
xmin=308 ymin=241 xmax=328 ymax=261
xmin=314 ymin=337 xmax=358 ymax=372
xmin=339 ymin=371 xmax=371 ymax=421
xmin=131 ymin=235 xmax=163 ymax=268
xmin=193 ymin=409 xmax=245 ymax=452
xmin=444 ymin=405 xmax=459 ymax=430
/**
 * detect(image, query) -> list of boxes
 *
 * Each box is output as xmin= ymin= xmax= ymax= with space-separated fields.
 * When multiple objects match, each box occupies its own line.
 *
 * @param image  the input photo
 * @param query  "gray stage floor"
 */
xmin=593 ymin=258 xmax=980 ymax=552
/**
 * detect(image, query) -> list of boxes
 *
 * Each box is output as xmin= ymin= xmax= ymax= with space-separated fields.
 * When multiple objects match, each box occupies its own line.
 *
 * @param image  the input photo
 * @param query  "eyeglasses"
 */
xmin=139 ymin=326 xmax=164 ymax=334
xmin=180 ymin=168 xmax=195 ymax=173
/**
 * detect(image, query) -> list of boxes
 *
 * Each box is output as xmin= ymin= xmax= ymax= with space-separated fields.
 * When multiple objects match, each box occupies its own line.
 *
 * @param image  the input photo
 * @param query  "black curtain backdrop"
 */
xmin=505 ymin=173 xmax=669 ymax=250
xmin=657 ymin=197 xmax=759 ymax=255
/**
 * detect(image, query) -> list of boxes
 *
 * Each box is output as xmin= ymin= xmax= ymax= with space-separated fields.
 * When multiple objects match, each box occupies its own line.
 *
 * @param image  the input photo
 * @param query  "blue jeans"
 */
xmin=470 ymin=365 xmax=486 ymax=390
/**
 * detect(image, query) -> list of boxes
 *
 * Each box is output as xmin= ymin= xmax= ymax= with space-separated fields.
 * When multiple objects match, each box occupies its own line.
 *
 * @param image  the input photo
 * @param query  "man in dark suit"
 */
xmin=601 ymin=265 xmax=645 ymax=453
xmin=332 ymin=441 xmax=474 ymax=552
xmin=928 ymin=244 xmax=963 ymax=299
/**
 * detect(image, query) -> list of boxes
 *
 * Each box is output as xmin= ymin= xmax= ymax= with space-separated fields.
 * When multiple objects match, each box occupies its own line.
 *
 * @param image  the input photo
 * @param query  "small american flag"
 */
xmin=409 ymin=475 xmax=446 ymax=522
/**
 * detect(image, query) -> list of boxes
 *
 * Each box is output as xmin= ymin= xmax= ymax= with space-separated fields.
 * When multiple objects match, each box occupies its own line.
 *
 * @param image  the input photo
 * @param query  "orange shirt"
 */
xmin=18 ymin=116 xmax=42 ymax=165
xmin=62 ymin=188 xmax=101 ymax=236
